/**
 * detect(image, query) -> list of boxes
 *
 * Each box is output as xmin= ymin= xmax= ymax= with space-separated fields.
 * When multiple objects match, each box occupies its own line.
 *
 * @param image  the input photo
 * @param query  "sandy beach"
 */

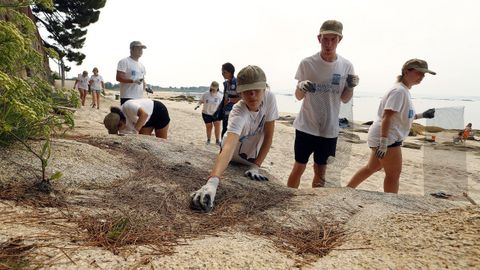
xmin=1 ymin=91 xmax=479 ymax=269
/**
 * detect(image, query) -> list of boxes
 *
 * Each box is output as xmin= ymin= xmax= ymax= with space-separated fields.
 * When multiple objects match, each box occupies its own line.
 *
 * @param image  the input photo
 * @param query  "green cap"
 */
xmin=319 ymin=20 xmax=343 ymax=37
xmin=403 ymin=59 xmax=436 ymax=75
xmin=236 ymin=65 xmax=267 ymax=93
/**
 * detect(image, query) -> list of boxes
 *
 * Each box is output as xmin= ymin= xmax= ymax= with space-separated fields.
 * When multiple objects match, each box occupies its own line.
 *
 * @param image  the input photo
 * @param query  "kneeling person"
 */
xmin=191 ymin=65 xmax=279 ymax=212
xmin=103 ymin=98 xmax=170 ymax=139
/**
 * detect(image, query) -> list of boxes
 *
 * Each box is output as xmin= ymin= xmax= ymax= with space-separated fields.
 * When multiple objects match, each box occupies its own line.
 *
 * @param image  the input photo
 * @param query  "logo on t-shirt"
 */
xmin=331 ymin=74 xmax=341 ymax=85
xmin=408 ymin=109 xmax=414 ymax=119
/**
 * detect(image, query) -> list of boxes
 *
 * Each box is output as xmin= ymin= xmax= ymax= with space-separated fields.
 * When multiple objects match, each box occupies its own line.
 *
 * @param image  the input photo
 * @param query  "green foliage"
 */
xmin=32 ymin=0 xmax=107 ymax=65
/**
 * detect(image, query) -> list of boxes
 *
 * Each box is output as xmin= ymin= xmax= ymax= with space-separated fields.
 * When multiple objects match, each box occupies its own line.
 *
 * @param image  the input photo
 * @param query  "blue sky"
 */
xmin=53 ymin=0 xmax=480 ymax=97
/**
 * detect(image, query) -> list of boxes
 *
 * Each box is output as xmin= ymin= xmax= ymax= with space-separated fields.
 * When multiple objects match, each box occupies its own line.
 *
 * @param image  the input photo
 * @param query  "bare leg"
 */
xmin=95 ymin=92 xmax=100 ymax=109
xmin=205 ymin=122 xmax=213 ymax=141
xmin=347 ymin=148 xmax=382 ymax=188
xmin=154 ymin=124 xmax=169 ymax=139
xmin=287 ymin=162 xmax=306 ymax=188
xmin=312 ymin=163 xmax=327 ymax=188
xmin=380 ymin=146 xmax=402 ymax=193
xmin=213 ymin=120 xmax=221 ymax=143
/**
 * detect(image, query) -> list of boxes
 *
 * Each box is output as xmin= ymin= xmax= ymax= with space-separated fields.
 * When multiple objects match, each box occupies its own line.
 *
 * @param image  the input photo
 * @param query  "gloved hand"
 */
xmin=190 ymin=176 xmax=219 ymax=212
xmin=421 ymin=108 xmax=435 ymax=119
xmin=346 ymin=74 xmax=359 ymax=88
xmin=244 ymin=164 xmax=268 ymax=181
xmin=194 ymin=105 xmax=200 ymax=110
xmin=375 ymin=137 xmax=389 ymax=159
xmin=297 ymin=80 xmax=316 ymax=93
xmin=145 ymin=86 xmax=153 ymax=94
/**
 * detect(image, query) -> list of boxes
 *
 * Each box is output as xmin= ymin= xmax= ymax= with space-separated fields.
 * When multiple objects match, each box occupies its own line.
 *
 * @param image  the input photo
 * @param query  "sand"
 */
xmin=0 ymin=91 xmax=479 ymax=269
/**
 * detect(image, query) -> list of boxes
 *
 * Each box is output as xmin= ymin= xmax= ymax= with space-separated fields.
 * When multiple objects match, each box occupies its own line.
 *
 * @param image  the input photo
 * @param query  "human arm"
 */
xmin=340 ymin=74 xmax=359 ymax=103
xmin=243 ymin=120 xmax=275 ymax=181
xmin=116 ymin=70 xmax=142 ymax=84
xmin=376 ymin=109 xmax=395 ymax=159
xmin=190 ymin=132 xmax=239 ymax=212
xmin=134 ymin=107 xmax=149 ymax=132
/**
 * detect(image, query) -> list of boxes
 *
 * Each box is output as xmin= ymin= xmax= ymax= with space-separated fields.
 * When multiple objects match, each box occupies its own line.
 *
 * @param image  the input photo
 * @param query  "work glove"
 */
xmin=375 ymin=137 xmax=389 ymax=159
xmin=145 ymin=86 xmax=153 ymax=94
xmin=346 ymin=74 xmax=359 ymax=88
xmin=194 ymin=105 xmax=200 ymax=110
xmin=297 ymin=80 xmax=316 ymax=93
xmin=421 ymin=108 xmax=435 ymax=119
xmin=244 ymin=164 xmax=268 ymax=181
xmin=190 ymin=176 xmax=219 ymax=212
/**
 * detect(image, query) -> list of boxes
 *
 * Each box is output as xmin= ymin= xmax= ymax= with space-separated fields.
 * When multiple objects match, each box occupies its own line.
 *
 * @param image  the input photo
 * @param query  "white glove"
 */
xmin=297 ymin=80 xmax=316 ymax=93
xmin=190 ymin=176 xmax=219 ymax=212
xmin=375 ymin=137 xmax=388 ymax=159
xmin=346 ymin=74 xmax=359 ymax=88
xmin=244 ymin=164 xmax=268 ymax=181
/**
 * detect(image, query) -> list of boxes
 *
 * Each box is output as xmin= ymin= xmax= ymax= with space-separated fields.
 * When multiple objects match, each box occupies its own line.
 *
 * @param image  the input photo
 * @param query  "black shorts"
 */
xmin=294 ymin=129 xmax=338 ymax=165
xmin=202 ymin=113 xmax=219 ymax=124
xmin=120 ymin=98 xmax=131 ymax=105
xmin=388 ymin=141 xmax=402 ymax=148
xmin=143 ymin=101 xmax=170 ymax=129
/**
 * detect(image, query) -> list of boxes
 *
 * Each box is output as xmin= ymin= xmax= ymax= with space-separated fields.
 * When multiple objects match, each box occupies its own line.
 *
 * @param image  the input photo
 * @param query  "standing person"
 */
xmin=219 ymin=62 xmax=240 ymax=139
xmin=116 ymin=41 xmax=147 ymax=105
xmin=195 ymin=81 xmax=223 ymax=145
xmin=89 ymin=67 xmax=104 ymax=109
xmin=287 ymin=20 xmax=359 ymax=189
xmin=103 ymin=98 xmax=170 ymax=139
xmin=73 ymin=71 xmax=89 ymax=106
xmin=191 ymin=65 xmax=279 ymax=212
xmin=347 ymin=59 xmax=436 ymax=193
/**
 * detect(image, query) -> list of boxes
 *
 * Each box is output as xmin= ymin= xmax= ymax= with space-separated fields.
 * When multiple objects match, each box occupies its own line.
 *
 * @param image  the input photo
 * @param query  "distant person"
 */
xmin=347 ymin=59 xmax=436 ymax=193
xmin=191 ymin=65 xmax=279 ymax=212
xmin=286 ymin=20 xmax=359 ymax=189
xmin=453 ymin=130 xmax=464 ymax=144
xmin=103 ymin=98 xmax=170 ymax=139
xmin=195 ymin=81 xmax=223 ymax=145
xmin=116 ymin=41 xmax=147 ymax=105
xmin=463 ymin=123 xmax=473 ymax=140
xmin=73 ymin=71 xmax=89 ymax=106
xmin=218 ymin=62 xmax=240 ymax=139
xmin=89 ymin=67 xmax=104 ymax=109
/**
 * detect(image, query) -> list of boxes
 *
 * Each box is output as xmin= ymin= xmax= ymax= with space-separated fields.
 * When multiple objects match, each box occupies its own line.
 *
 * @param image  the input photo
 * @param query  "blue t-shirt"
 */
xmin=223 ymin=77 xmax=238 ymax=114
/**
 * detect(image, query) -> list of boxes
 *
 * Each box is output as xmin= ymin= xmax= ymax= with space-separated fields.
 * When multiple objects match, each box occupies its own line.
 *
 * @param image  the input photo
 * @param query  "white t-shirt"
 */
xmin=367 ymin=82 xmax=415 ymax=147
xmin=121 ymin=98 xmax=154 ymax=132
xmin=293 ymin=52 xmax=354 ymax=138
xmin=89 ymin=75 xmax=104 ymax=91
xmin=227 ymin=90 xmax=279 ymax=160
xmin=117 ymin=57 xmax=146 ymax=99
xmin=198 ymin=91 xmax=223 ymax=115
xmin=76 ymin=74 xmax=89 ymax=89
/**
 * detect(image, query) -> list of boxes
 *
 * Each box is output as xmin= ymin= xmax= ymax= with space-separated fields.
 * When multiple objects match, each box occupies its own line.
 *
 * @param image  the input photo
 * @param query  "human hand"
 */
xmin=422 ymin=108 xmax=435 ymax=119
xmin=297 ymin=80 xmax=316 ymax=93
xmin=244 ymin=164 xmax=268 ymax=181
xmin=132 ymin=78 xmax=143 ymax=85
xmin=145 ymin=86 xmax=153 ymax=94
xmin=190 ymin=176 xmax=219 ymax=212
xmin=346 ymin=74 xmax=359 ymax=88
xmin=194 ymin=105 xmax=200 ymax=110
xmin=375 ymin=137 xmax=388 ymax=159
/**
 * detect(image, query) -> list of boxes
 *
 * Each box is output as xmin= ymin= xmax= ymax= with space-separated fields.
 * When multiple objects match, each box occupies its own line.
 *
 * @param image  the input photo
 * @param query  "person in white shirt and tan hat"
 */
xmin=287 ymin=19 xmax=359 ymax=189
xmin=190 ymin=65 xmax=279 ymax=212
xmin=103 ymin=98 xmax=170 ymax=139
xmin=195 ymin=81 xmax=223 ymax=145
xmin=116 ymin=41 xmax=147 ymax=105
xmin=347 ymin=59 xmax=436 ymax=193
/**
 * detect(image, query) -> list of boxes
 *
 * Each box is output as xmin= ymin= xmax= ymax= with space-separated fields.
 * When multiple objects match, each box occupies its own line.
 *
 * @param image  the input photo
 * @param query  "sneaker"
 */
xmin=216 ymin=140 xmax=221 ymax=146
xmin=206 ymin=139 xmax=211 ymax=145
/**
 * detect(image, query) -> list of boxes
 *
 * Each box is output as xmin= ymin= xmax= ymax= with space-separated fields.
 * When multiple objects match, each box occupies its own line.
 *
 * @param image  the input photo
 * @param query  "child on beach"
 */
xmin=463 ymin=123 xmax=473 ymax=140
xmin=190 ymin=65 xmax=279 ymax=212
xmin=103 ymin=98 xmax=170 ymax=139
xmin=347 ymin=59 xmax=436 ymax=193
xmin=195 ymin=81 xmax=223 ymax=145
xmin=73 ymin=71 xmax=89 ymax=106
xmin=89 ymin=67 xmax=104 ymax=109
xmin=453 ymin=130 xmax=464 ymax=144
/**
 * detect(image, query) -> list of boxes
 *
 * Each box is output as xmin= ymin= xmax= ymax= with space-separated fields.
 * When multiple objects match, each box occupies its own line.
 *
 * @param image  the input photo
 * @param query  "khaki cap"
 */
xmin=403 ymin=59 xmax=436 ymax=75
xmin=130 ymin=41 xmax=147 ymax=49
xmin=236 ymin=65 xmax=267 ymax=93
xmin=103 ymin=112 xmax=120 ymax=134
xmin=319 ymin=20 xmax=343 ymax=37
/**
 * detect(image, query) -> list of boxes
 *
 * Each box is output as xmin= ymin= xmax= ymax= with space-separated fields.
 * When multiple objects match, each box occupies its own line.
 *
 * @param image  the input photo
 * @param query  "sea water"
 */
xmin=274 ymin=92 xmax=480 ymax=129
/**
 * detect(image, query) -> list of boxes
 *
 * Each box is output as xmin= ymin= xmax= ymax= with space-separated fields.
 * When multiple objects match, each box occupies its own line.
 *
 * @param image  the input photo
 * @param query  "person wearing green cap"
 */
xmin=287 ymin=20 xmax=359 ymax=189
xmin=347 ymin=58 xmax=436 ymax=193
xmin=190 ymin=65 xmax=279 ymax=213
